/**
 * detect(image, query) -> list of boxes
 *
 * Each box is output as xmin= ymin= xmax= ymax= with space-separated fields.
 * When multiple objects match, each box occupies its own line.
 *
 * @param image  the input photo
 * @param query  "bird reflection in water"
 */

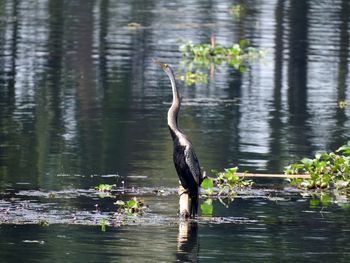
xmin=176 ymin=220 xmax=199 ymax=262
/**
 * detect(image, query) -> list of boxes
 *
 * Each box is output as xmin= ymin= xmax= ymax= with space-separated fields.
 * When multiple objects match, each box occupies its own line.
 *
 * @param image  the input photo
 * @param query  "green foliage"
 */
xmin=200 ymin=168 xmax=253 ymax=215
xmin=179 ymin=40 xmax=266 ymax=67
xmin=337 ymin=141 xmax=350 ymax=155
xmin=200 ymin=199 xmax=213 ymax=216
xmin=201 ymin=177 xmax=214 ymax=195
xmin=213 ymin=167 xmax=254 ymax=193
xmin=114 ymin=197 xmax=148 ymax=215
xmin=178 ymin=39 xmax=267 ymax=84
xmin=285 ymin=142 xmax=350 ymax=190
xmin=201 ymin=167 xmax=253 ymax=197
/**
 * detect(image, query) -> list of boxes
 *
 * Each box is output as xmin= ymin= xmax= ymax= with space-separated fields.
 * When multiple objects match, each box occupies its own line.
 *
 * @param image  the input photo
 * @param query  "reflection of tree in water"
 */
xmin=287 ymin=0 xmax=314 ymax=157
xmin=267 ymin=0 xmax=285 ymax=173
xmin=177 ymin=221 xmax=199 ymax=262
xmin=329 ymin=0 xmax=349 ymax=150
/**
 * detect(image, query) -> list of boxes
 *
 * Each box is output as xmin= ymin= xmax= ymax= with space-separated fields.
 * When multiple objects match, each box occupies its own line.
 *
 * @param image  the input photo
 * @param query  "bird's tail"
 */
xmin=190 ymin=188 xmax=199 ymax=218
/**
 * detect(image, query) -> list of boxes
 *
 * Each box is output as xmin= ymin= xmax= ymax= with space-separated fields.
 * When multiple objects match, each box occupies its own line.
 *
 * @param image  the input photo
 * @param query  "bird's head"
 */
xmin=154 ymin=59 xmax=170 ymax=71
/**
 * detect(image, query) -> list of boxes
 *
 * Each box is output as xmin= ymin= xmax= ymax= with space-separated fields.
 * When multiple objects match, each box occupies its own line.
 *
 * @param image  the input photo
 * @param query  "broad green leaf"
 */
xmin=200 ymin=199 xmax=213 ymax=216
xmin=301 ymin=158 xmax=313 ymax=166
xmin=201 ymin=178 xmax=214 ymax=190
xmin=127 ymin=198 xmax=137 ymax=209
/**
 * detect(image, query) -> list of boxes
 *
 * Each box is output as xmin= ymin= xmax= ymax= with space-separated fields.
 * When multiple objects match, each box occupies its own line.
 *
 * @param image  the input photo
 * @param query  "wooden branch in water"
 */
xmin=178 ymin=186 xmax=190 ymax=218
xmin=235 ymin=172 xmax=310 ymax=179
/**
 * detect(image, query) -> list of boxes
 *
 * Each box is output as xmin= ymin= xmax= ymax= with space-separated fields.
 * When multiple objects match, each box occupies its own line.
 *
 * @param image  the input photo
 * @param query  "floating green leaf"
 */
xmin=337 ymin=141 xmax=350 ymax=155
xmin=201 ymin=177 xmax=214 ymax=190
xmin=200 ymin=199 xmax=213 ymax=216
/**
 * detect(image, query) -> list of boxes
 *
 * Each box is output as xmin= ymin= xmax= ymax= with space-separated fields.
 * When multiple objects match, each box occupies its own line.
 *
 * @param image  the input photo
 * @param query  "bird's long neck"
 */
xmin=166 ymin=67 xmax=182 ymax=137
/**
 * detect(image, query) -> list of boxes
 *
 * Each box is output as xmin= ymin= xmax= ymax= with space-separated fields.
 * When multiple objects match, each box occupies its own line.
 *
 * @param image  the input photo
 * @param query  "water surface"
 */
xmin=0 ymin=0 xmax=350 ymax=262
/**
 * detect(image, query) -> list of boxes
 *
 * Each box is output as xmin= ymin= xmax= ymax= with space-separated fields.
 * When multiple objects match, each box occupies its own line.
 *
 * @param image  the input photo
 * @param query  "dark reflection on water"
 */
xmin=0 ymin=0 xmax=350 ymax=262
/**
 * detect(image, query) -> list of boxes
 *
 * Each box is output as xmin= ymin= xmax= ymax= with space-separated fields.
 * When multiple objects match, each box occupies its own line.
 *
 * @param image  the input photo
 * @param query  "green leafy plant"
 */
xmin=213 ymin=167 xmax=254 ymax=194
xmin=200 ymin=168 xmax=253 ymax=215
xmin=178 ymin=39 xmax=267 ymax=84
xmin=201 ymin=177 xmax=214 ymax=196
xmin=179 ymin=39 xmax=266 ymax=67
xmin=200 ymin=199 xmax=213 ymax=216
xmin=114 ymin=197 xmax=148 ymax=215
xmin=201 ymin=167 xmax=253 ymax=197
xmin=285 ymin=142 xmax=350 ymax=190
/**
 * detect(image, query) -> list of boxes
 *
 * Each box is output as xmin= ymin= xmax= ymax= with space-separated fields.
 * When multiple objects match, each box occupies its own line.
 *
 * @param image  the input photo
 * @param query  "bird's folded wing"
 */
xmin=184 ymin=146 xmax=201 ymax=185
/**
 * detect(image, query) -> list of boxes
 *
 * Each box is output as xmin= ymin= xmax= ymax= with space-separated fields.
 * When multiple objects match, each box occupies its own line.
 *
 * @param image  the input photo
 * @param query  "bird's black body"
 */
xmin=170 ymin=129 xmax=201 ymax=217
xmin=159 ymin=62 xmax=203 ymax=218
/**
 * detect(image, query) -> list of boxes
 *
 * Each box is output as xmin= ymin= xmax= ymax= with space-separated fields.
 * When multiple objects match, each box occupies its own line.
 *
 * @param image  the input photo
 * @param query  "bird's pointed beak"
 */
xmin=153 ymin=59 xmax=168 ymax=70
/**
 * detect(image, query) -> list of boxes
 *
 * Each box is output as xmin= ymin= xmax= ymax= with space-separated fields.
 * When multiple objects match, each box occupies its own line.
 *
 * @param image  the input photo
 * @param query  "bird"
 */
xmin=158 ymin=62 xmax=203 ymax=218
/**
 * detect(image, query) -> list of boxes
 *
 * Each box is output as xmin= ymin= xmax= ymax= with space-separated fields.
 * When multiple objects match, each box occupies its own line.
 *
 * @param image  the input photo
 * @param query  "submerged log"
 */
xmin=235 ymin=172 xmax=310 ymax=179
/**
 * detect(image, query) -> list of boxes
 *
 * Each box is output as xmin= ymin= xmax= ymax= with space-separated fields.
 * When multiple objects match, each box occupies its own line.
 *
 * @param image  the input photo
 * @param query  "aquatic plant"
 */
xmin=200 ymin=199 xmax=213 ymax=216
xmin=201 ymin=177 xmax=214 ymax=196
xmin=179 ymin=39 xmax=266 ymax=67
xmin=200 ymin=168 xmax=253 ymax=215
xmin=178 ymin=39 xmax=267 ymax=84
xmin=201 ymin=167 xmax=253 ymax=197
xmin=285 ymin=142 xmax=350 ymax=190
xmin=114 ymin=197 xmax=148 ymax=215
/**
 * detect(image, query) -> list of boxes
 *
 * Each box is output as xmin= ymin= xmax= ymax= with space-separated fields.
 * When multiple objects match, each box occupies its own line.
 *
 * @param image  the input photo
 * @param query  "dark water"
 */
xmin=0 ymin=0 xmax=350 ymax=262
